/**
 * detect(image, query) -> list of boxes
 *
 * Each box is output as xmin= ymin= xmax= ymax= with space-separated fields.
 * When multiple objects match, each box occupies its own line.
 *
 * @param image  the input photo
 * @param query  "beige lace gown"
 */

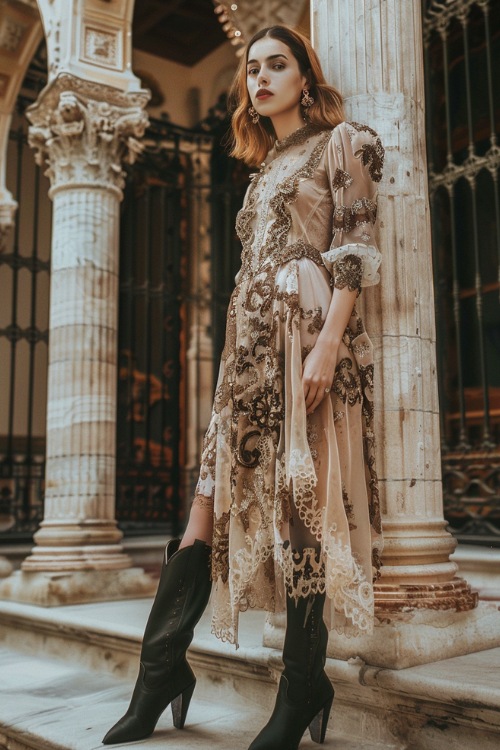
xmin=195 ymin=120 xmax=385 ymax=646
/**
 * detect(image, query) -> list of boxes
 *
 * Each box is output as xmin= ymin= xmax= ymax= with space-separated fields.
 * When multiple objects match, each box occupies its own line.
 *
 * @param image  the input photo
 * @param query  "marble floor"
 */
xmin=1 ymin=597 xmax=500 ymax=750
xmin=0 ymin=648 xmax=386 ymax=750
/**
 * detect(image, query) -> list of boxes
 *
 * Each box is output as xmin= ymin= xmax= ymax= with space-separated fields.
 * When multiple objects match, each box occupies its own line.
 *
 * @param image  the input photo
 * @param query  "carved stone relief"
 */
xmin=81 ymin=23 xmax=122 ymax=70
xmin=27 ymin=74 xmax=149 ymax=193
xmin=0 ymin=16 xmax=26 ymax=53
xmin=214 ymin=0 xmax=306 ymax=46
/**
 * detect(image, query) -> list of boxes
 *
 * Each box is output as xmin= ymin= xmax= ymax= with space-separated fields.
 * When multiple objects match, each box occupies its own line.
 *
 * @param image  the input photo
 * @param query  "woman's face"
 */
xmin=246 ymin=36 xmax=308 ymax=121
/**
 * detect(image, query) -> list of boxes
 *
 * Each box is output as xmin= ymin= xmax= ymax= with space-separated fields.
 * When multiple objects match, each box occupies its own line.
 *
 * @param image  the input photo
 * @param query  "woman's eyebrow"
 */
xmin=247 ymin=54 xmax=288 ymax=66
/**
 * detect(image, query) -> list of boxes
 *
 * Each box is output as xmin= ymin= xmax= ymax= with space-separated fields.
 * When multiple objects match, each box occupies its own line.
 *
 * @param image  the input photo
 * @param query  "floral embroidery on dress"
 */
xmin=332 ymin=254 xmax=363 ymax=295
xmin=332 ymin=357 xmax=362 ymax=406
xmin=332 ymin=197 xmax=377 ymax=235
xmin=342 ymin=484 xmax=357 ymax=530
xmin=331 ymin=167 xmax=354 ymax=191
xmin=347 ymin=121 xmax=385 ymax=183
xmin=212 ymin=512 xmax=230 ymax=584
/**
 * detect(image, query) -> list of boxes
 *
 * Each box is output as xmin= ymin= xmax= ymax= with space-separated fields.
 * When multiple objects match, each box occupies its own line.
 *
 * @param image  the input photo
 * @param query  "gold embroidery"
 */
xmin=332 ymin=197 xmax=377 ymax=235
xmin=332 ymin=357 xmax=362 ymax=406
xmin=274 ymin=122 xmax=320 ymax=152
xmin=342 ymin=484 xmax=357 ymax=530
xmin=268 ymin=239 xmax=324 ymax=269
xmin=260 ymin=132 xmax=332 ymax=269
xmin=332 ymin=254 xmax=363 ymax=295
xmin=307 ymin=307 xmax=324 ymax=335
xmin=331 ymin=167 xmax=353 ymax=191
xmin=212 ymin=511 xmax=230 ymax=584
xmin=348 ymin=121 xmax=385 ymax=183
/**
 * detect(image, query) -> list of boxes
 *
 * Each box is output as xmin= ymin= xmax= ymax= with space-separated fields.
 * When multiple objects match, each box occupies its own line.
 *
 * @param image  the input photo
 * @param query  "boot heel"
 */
xmin=171 ymin=680 xmax=196 ymax=729
xmin=308 ymin=694 xmax=334 ymax=744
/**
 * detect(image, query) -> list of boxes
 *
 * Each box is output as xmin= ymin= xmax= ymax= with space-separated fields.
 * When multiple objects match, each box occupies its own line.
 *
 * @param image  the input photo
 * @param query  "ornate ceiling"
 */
xmin=133 ymin=0 xmax=310 ymax=65
xmin=132 ymin=0 xmax=228 ymax=66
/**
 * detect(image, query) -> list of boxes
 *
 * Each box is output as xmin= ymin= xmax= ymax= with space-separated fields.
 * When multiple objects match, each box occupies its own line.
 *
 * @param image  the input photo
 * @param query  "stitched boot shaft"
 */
xmin=141 ymin=539 xmax=212 ymax=687
xmin=282 ymin=591 xmax=330 ymax=702
xmin=248 ymin=592 xmax=335 ymax=750
xmin=102 ymin=539 xmax=212 ymax=745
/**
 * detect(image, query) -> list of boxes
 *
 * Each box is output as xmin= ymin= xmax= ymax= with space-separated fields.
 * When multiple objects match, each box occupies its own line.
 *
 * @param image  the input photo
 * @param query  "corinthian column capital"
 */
xmin=27 ymin=73 xmax=149 ymax=195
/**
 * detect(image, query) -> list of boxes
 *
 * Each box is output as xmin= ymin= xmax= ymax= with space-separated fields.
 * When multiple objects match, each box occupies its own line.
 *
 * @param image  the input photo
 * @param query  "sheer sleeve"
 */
xmin=321 ymin=121 xmax=385 ymax=294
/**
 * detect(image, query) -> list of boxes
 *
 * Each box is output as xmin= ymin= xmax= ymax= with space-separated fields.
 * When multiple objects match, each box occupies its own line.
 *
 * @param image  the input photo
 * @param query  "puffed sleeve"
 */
xmin=321 ymin=121 xmax=385 ymax=294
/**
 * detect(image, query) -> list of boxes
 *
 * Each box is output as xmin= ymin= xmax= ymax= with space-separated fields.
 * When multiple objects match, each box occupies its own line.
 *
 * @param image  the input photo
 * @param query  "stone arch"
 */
xmin=0 ymin=0 xmax=43 ymax=245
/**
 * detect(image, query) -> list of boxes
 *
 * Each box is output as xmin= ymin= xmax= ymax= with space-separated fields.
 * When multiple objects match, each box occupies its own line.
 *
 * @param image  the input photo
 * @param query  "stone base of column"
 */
xmin=375 ymin=576 xmax=478 ymax=612
xmin=21 ymin=544 xmax=133 ymax=572
xmin=0 ymin=567 xmax=157 ymax=607
xmin=263 ymin=600 xmax=500 ymax=669
xmin=0 ymin=556 xmax=13 ymax=578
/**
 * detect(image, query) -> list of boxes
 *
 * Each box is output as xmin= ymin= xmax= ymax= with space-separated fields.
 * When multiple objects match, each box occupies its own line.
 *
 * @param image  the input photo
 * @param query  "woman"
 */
xmin=103 ymin=24 xmax=384 ymax=750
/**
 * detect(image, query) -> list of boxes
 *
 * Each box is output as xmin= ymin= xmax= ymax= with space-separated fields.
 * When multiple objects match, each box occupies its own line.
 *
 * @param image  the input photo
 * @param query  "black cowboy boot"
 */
xmin=102 ymin=538 xmax=212 ymax=745
xmin=248 ymin=590 xmax=335 ymax=750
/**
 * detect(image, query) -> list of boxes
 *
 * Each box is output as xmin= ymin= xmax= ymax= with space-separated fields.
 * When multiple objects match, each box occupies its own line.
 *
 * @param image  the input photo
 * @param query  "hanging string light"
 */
xmin=213 ymin=2 xmax=246 ymax=55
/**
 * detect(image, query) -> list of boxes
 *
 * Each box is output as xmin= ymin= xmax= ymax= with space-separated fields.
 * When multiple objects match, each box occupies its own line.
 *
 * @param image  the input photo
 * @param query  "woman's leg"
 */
xmin=179 ymin=494 xmax=214 ymax=548
xmin=248 ymin=512 xmax=333 ymax=749
xmin=289 ymin=502 xmax=320 ymax=551
xmin=103 ymin=496 xmax=213 ymax=745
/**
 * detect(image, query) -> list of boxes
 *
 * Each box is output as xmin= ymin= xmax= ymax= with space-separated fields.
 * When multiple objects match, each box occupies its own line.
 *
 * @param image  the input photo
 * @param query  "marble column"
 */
xmin=265 ymin=0 xmax=500 ymax=667
xmin=0 ymin=73 xmax=155 ymax=604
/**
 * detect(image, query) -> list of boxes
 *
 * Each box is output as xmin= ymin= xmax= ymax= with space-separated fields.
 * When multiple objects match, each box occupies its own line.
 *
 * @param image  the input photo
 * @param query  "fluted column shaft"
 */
xmin=24 ymin=187 xmax=124 ymax=570
xmin=311 ymin=0 xmax=476 ymax=612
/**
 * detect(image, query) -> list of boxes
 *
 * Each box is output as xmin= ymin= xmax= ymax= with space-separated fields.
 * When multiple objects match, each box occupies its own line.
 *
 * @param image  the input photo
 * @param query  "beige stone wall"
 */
xmin=133 ymin=42 xmax=238 ymax=127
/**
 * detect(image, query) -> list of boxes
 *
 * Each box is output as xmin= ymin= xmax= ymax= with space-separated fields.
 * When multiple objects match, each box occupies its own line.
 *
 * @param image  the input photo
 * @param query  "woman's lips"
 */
xmin=256 ymin=92 xmax=273 ymax=100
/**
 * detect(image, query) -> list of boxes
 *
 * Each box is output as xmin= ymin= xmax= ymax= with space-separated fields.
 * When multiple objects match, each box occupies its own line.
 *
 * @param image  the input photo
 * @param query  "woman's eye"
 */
xmin=248 ymin=68 xmax=259 ymax=76
xmin=273 ymin=63 xmax=285 ymax=70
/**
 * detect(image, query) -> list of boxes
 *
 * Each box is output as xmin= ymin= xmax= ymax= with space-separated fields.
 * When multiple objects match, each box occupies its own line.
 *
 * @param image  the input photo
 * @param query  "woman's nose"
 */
xmin=257 ymin=70 xmax=269 ymax=86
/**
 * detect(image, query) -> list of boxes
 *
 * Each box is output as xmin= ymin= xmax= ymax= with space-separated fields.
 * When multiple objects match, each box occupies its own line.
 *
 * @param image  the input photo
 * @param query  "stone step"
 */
xmin=0 ymin=598 xmax=500 ymax=749
xmin=3 ymin=648 xmax=383 ymax=750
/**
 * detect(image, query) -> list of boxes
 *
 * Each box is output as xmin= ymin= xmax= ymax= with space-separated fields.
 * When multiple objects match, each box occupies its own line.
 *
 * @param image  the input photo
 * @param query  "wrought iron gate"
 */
xmin=0 ymin=96 xmax=50 ymax=541
xmin=115 ymin=120 xmax=215 ymax=535
xmin=423 ymin=0 xmax=500 ymax=544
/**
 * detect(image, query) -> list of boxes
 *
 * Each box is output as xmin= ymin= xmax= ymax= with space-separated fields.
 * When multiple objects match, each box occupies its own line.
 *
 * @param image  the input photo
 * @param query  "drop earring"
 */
xmin=248 ymin=105 xmax=260 ymax=124
xmin=301 ymin=89 xmax=314 ymax=108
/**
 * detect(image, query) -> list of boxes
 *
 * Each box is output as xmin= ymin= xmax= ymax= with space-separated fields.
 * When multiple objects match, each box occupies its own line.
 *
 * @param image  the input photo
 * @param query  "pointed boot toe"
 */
xmin=102 ymin=715 xmax=151 ymax=745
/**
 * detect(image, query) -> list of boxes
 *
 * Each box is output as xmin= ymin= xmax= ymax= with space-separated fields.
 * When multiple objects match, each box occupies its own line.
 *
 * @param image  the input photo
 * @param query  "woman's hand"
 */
xmin=302 ymin=338 xmax=339 ymax=415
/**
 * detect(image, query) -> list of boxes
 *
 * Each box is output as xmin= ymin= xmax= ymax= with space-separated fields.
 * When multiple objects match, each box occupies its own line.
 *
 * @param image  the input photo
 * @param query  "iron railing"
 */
xmin=115 ymin=118 xmax=217 ymax=535
xmin=423 ymin=0 xmax=500 ymax=544
xmin=0 ymin=97 xmax=50 ymax=540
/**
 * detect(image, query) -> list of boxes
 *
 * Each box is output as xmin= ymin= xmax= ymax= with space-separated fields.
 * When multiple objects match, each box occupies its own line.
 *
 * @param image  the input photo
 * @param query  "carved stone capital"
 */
xmin=215 ymin=0 xmax=306 ymax=45
xmin=27 ymin=73 xmax=150 ymax=195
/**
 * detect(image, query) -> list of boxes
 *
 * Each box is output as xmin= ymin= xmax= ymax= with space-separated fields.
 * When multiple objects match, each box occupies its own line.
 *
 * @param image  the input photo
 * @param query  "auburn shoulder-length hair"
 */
xmin=229 ymin=25 xmax=345 ymax=166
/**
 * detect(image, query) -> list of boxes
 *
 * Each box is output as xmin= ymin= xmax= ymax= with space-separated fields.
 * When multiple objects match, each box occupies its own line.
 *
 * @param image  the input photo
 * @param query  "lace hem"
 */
xmin=321 ymin=242 xmax=381 ymax=287
xmin=287 ymin=448 xmax=375 ymax=632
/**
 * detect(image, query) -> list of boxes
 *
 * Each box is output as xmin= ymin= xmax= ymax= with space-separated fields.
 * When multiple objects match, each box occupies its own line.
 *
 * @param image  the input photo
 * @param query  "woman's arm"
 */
xmin=302 ymin=280 xmax=358 ymax=415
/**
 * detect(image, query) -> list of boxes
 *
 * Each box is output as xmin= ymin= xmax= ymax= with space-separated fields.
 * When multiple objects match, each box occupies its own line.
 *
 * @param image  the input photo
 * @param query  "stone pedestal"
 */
xmin=264 ymin=0 xmax=500 ymax=666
